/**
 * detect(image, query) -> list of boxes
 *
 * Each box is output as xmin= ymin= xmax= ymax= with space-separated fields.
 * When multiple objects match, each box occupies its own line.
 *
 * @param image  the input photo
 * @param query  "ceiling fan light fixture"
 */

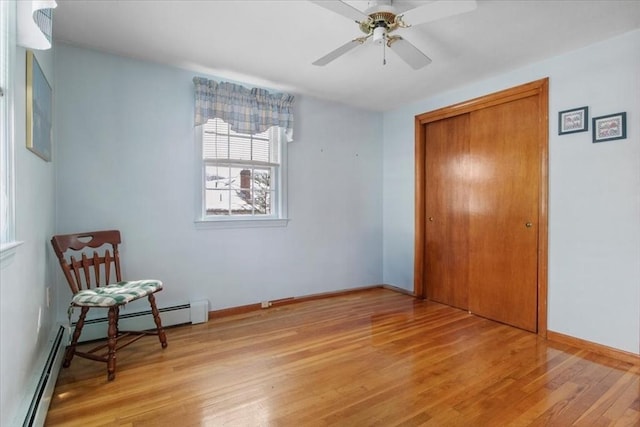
xmin=373 ymin=26 xmax=386 ymax=44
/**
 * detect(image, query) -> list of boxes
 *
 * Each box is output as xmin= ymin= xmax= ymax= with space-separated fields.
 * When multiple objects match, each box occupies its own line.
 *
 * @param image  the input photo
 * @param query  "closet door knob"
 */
xmin=525 ymin=222 xmax=533 ymax=228
xmin=428 ymin=217 xmax=434 ymax=222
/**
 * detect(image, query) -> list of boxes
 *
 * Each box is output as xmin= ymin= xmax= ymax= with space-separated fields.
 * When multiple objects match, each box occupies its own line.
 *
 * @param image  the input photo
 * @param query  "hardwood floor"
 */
xmin=45 ymin=288 xmax=639 ymax=426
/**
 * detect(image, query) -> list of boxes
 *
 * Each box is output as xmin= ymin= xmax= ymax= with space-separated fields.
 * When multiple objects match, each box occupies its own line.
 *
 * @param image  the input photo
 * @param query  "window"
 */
xmin=199 ymin=118 xmax=288 ymax=225
xmin=0 ymin=0 xmax=19 ymax=259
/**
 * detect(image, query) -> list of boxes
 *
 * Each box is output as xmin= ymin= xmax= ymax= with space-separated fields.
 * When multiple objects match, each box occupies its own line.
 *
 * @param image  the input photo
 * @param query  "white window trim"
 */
xmin=0 ymin=241 xmax=24 ymax=263
xmin=194 ymin=218 xmax=289 ymax=230
xmin=0 ymin=0 xmax=22 ymax=265
xmin=194 ymin=124 xmax=289 ymax=229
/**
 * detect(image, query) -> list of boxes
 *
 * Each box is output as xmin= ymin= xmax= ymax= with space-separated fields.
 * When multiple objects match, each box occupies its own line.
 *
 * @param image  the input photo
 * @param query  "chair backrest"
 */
xmin=51 ymin=230 xmax=123 ymax=295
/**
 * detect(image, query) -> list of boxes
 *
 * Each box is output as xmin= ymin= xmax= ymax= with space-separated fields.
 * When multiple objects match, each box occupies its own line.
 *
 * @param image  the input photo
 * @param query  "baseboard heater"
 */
xmin=20 ymin=301 xmax=208 ymax=426
xmin=20 ymin=325 xmax=66 ymax=427
xmin=73 ymin=302 xmax=207 ymax=342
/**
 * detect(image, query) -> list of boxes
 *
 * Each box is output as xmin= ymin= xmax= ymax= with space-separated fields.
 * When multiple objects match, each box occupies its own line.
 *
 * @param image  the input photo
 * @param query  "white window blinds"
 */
xmin=203 ymin=118 xmax=279 ymax=166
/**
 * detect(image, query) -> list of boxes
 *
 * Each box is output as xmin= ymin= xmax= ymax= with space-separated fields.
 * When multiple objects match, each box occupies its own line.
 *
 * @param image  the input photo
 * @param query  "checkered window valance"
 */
xmin=193 ymin=78 xmax=295 ymax=142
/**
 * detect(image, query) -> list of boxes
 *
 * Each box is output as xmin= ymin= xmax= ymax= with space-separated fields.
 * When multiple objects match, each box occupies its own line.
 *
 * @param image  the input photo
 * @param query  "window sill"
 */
xmin=0 ymin=240 xmax=24 ymax=265
xmin=195 ymin=218 xmax=290 ymax=230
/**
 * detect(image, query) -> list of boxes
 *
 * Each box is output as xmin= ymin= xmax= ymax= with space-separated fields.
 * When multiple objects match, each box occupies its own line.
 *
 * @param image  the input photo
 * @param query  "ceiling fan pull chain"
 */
xmin=382 ymin=34 xmax=387 ymax=65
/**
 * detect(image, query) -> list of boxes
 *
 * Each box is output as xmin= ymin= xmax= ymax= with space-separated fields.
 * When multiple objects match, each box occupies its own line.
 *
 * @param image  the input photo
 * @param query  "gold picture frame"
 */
xmin=26 ymin=50 xmax=52 ymax=161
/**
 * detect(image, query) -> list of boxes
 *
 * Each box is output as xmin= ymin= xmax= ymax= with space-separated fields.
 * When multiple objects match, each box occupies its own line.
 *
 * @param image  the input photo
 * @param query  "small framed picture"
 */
xmin=592 ymin=112 xmax=627 ymax=143
xmin=558 ymin=106 xmax=588 ymax=135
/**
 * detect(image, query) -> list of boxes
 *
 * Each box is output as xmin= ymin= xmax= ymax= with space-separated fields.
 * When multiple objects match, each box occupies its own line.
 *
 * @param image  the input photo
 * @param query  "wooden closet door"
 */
xmin=424 ymin=114 xmax=470 ymax=310
xmin=467 ymin=96 xmax=540 ymax=332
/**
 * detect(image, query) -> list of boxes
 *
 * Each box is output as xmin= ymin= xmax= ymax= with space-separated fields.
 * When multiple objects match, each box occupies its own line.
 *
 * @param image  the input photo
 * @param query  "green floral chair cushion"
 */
xmin=71 ymin=280 xmax=163 ymax=307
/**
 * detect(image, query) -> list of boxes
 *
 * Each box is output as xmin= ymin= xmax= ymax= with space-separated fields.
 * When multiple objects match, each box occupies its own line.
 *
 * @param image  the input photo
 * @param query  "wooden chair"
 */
xmin=51 ymin=230 xmax=167 ymax=380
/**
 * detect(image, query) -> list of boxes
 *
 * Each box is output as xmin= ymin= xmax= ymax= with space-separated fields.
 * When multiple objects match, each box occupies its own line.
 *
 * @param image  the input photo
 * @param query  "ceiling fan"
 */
xmin=309 ymin=0 xmax=477 ymax=69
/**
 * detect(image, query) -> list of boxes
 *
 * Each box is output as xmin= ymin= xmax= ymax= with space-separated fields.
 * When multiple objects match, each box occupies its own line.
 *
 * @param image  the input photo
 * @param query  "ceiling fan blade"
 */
xmin=308 ymin=0 xmax=370 ymax=22
xmin=401 ymin=0 xmax=477 ymax=26
xmin=313 ymin=39 xmax=364 ymax=66
xmin=388 ymin=37 xmax=432 ymax=70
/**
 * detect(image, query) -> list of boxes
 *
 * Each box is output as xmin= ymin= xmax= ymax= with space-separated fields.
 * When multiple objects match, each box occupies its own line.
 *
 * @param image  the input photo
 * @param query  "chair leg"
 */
xmin=107 ymin=306 xmax=118 ymax=381
xmin=64 ymin=306 xmax=89 ymax=368
xmin=148 ymin=293 xmax=168 ymax=348
xmin=114 ymin=305 xmax=120 ymax=338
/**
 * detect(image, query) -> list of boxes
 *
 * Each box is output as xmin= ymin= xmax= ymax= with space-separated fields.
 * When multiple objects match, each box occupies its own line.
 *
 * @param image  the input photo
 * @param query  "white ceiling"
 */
xmin=52 ymin=0 xmax=640 ymax=112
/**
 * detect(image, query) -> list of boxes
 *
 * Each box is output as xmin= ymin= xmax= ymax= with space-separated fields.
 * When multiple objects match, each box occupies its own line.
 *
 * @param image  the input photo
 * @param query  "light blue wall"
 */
xmin=382 ymin=29 xmax=640 ymax=354
xmin=0 ymin=4 xmax=57 ymax=423
xmin=53 ymin=44 xmax=384 ymax=317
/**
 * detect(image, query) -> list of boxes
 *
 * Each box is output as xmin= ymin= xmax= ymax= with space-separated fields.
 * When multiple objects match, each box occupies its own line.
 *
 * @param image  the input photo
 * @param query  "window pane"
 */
xmin=203 ymin=118 xmax=229 ymax=160
xmin=203 ymin=132 xmax=228 ymax=160
xmin=253 ymin=138 xmax=270 ymax=163
xmin=205 ymin=165 xmax=230 ymax=215
xmin=205 ymin=189 xmax=230 ymax=215
xmin=269 ymin=127 xmax=280 ymax=164
xmin=224 ymin=167 xmax=252 ymax=214
xmin=252 ymin=168 xmax=271 ymax=192
xmin=229 ymin=166 xmax=249 ymax=190
xmin=230 ymin=190 xmax=252 ymax=215
xmin=251 ymin=169 xmax=272 ymax=214
xmin=229 ymin=126 xmax=269 ymax=139
xmin=205 ymin=165 xmax=230 ymax=189
xmin=229 ymin=135 xmax=251 ymax=161
xmin=253 ymin=190 xmax=272 ymax=215
xmin=204 ymin=119 xmax=279 ymax=165
xmin=206 ymin=118 xmax=229 ymax=134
